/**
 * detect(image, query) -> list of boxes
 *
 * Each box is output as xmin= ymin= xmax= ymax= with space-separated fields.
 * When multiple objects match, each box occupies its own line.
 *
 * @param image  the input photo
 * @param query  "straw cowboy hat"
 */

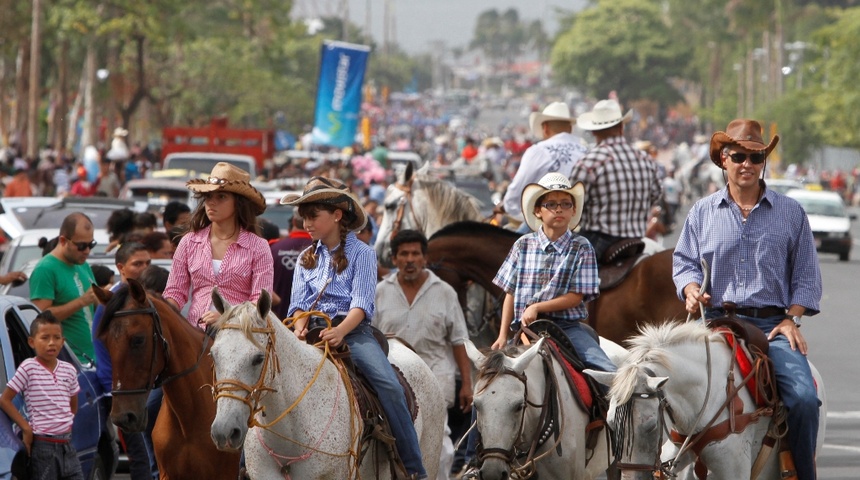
xmin=186 ymin=162 xmax=266 ymax=215
xmin=520 ymin=172 xmax=585 ymax=232
xmin=576 ymin=99 xmax=633 ymax=131
xmin=529 ymin=102 xmax=575 ymax=138
xmin=280 ymin=176 xmax=368 ymax=231
xmin=709 ymin=119 xmax=779 ymax=169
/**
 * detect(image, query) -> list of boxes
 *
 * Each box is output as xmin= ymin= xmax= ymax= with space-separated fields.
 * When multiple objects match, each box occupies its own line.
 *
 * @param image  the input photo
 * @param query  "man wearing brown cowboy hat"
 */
xmin=673 ymin=119 xmax=822 ymax=480
xmin=570 ymin=99 xmax=663 ymax=261
xmin=495 ymin=102 xmax=587 ymax=232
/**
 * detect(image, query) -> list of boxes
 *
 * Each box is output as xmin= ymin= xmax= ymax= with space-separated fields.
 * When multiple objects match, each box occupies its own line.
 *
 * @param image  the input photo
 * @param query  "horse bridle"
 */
xmin=388 ymin=180 xmax=423 ymax=241
xmin=110 ymin=299 xmax=210 ymax=396
xmin=211 ymin=314 xmax=280 ymax=428
xmin=476 ymin=354 xmax=561 ymax=479
xmin=613 ymin=382 xmax=678 ymax=477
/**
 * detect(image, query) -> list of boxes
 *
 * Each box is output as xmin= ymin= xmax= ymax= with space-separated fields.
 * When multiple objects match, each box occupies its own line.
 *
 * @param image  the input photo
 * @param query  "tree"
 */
xmin=551 ymin=0 xmax=690 ymax=105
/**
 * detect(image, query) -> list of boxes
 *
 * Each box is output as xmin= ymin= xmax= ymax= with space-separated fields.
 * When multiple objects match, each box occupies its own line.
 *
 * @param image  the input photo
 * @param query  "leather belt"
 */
xmin=34 ymin=433 xmax=71 ymax=444
xmin=714 ymin=306 xmax=785 ymax=319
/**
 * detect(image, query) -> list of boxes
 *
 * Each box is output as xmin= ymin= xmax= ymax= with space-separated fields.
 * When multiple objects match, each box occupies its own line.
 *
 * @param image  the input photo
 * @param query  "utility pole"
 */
xmin=27 ymin=0 xmax=43 ymax=158
xmin=365 ymin=0 xmax=371 ymax=43
xmin=341 ymin=0 xmax=349 ymax=41
xmin=383 ymin=0 xmax=390 ymax=57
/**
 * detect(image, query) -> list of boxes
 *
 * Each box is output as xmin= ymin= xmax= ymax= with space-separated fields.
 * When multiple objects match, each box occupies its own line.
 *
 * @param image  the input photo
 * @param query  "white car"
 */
xmin=0 ymin=228 xmax=112 ymax=276
xmin=786 ymin=189 xmax=855 ymax=261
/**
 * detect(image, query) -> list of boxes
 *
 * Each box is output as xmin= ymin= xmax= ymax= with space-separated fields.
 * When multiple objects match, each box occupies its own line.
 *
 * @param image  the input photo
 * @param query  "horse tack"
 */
xmin=110 ymin=298 xmax=210 ymax=396
xmin=388 ymin=180 xmax=423 ymax=241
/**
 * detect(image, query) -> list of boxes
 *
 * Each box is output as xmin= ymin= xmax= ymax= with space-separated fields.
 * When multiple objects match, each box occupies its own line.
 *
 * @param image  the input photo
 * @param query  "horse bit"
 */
xmin=110 ymin=298 xmax=210 ymax=397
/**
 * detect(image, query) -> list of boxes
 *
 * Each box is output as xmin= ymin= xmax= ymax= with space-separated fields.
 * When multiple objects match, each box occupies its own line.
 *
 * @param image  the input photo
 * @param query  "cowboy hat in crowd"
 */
xmin=576 ymin=99 xmax=633 ymax=131
xmin=520 ymin=172 xmax=585 ymax=232
xmin=280 ymin=176 xmax=368 ymax=231
xmin=186 ymin=162 xmax=266 ymax=215
xmin=528 ymin=102 xmax=576 ymax=138
xmin=709 ymin=119 xmax=779 ymax=168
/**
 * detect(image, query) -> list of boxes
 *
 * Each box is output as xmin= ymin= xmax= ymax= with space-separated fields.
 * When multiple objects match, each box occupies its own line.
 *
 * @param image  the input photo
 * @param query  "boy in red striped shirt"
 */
xmin=0 ymin=311 xmax=83 ymax=479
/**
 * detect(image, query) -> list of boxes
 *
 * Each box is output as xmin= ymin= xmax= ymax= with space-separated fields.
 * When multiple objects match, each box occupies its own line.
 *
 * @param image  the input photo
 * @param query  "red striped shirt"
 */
xmin=6 ymin=358 xmax=79 ymax=435
xmin=164 ymin=226 xmax=274 ymax=326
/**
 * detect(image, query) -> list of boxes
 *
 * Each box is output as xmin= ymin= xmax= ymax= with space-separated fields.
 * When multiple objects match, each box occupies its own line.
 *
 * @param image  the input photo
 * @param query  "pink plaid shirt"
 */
xmin=164 ymin=226 xmax=274 ymax=327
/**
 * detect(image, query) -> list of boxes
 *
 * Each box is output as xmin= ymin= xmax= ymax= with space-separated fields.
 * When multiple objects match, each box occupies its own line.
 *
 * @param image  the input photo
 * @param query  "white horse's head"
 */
xmin=209 ymin=288 xmax=278 ymax=452
xmin=374 ymin=163 xmax=483 ymax=266
xmin=465 ymin=339 xmax=547 ymax=480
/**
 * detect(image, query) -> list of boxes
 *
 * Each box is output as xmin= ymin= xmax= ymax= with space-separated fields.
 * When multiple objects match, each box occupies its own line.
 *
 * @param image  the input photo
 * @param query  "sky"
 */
xmin=292 ymin=0 xmax=589 ymax=55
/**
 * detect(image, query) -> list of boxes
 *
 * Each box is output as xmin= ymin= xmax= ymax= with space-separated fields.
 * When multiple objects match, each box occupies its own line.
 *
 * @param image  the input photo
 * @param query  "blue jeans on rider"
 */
xmin=579 ymin=230 xmax=624 ymax=262
xmin=346 ymin=323 xmax=426 ymax=477
xmin=708 ymin=312 xmax=819 ymax=480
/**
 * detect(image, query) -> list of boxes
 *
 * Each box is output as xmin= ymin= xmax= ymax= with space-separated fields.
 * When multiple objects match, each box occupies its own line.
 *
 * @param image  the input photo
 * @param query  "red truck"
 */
xmin=160 ymin=117 xmax=274 ymax=172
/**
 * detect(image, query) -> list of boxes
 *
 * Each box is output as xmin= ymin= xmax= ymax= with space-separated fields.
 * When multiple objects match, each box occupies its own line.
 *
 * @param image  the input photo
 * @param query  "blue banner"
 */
xmin=312 ymin=41 xmax=371 ymax=148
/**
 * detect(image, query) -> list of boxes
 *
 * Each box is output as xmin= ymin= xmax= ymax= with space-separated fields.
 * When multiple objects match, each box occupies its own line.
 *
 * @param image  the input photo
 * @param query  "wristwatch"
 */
xmin=788 ymin=315 xmax=802 ymax=328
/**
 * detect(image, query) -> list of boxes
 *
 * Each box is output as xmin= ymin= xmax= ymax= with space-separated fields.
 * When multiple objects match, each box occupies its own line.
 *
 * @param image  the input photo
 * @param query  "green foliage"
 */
xmin=551 ymin=0 xmax=690 ymax=104
xmin=767 ymin=90 xmax=823 ymax=163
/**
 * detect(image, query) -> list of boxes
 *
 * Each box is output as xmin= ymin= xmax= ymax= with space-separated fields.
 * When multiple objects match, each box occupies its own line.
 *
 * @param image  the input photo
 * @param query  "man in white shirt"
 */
xmin=375 ymin=229 xmax=472 ymax=480
xmin=495 ymin=102 xmax=587 ymax=231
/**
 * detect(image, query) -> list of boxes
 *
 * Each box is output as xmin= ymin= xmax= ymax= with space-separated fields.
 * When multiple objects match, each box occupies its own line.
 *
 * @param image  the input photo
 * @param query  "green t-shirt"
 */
xmin=29 ymin=254 xmax=96 ymax=364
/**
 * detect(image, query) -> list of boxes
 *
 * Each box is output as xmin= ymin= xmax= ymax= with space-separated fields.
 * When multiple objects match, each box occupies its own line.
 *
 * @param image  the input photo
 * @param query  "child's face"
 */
xmin=534 ymin=191 xmax=575 ymax=229
xmin=28 ymin=323 xmax=64 ymax=362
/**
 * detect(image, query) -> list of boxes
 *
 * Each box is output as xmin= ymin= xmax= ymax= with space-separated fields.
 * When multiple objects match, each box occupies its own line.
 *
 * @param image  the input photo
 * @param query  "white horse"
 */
xmin=676 ymin=157 xmax=726 ymax=205
xmin=586 ymin=321 xmax=826 ymax=480
xmin=374 ymin=162 xmax=483 ymax=266
xmin=463 ymin=336 xmax=628 ymax=480
xmin=208 ymin=290 xmax=445 ymax=479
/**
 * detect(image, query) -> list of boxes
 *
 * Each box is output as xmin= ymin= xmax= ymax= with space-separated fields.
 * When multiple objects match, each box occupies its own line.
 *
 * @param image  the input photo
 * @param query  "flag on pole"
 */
xmin=312 ymin=41 xmax=371 ymax=148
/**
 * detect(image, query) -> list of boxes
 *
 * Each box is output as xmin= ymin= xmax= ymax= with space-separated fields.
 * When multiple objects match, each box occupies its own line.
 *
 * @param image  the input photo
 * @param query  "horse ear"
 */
xmin=464 ymin=340 xmax=486 ymax=368
xmin=584 ymin=369 xmax=616 ymax=389
xmin=404 ymin=161 xmax=414 ymax=182
xmin=509 ymin=337 xmax=545 ymax=374
xmin=128 ymin=279 xmax=147 ymax=303
xmin=92 ymin=283 xmax=113 ymax=305
xmin=645 ymin=375 xmax=669 ymax=392
xmin=211 ymin=287 xmax=230 ymax=314
xmin=257 ymin=290 xmax=272 ymax=319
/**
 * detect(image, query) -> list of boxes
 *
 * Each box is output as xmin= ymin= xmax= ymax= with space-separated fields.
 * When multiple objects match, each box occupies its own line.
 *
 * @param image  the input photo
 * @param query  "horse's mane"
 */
xmin=412 ymin=174 xmax=483 ymax=221
xmin=474 ymin=345 xmax=527 ymax=394
xmin=430 ymin=220 xmax=520 ymax=241
xmin=610 ymin=322 xmax=724 ymax=403
xmin=212 ymin=301 xmax=270 ymax=351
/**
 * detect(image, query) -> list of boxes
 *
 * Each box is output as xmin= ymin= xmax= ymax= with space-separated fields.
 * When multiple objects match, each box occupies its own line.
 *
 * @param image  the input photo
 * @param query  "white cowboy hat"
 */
xmin=520 ymin=172 xmax=585 ymax=232
xmin=528 ymin=102 xmax=575 ymax=138
xmin=113 ymin=127 xmax=129 ymax=137
xmin=576 ymin=99 xmax=633 ymax=131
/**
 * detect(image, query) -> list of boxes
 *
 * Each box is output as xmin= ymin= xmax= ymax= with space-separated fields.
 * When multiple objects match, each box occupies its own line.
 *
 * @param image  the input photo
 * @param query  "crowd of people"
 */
xmin=0 ymin=95 xmax=830 ymax=479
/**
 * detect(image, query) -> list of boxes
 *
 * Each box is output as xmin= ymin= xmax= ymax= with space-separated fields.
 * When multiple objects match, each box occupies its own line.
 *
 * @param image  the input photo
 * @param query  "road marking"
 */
xmin=827 ymin=411 xmax=860 ymax=419
xmin=823 ymin=444 xmax=860 ymax=454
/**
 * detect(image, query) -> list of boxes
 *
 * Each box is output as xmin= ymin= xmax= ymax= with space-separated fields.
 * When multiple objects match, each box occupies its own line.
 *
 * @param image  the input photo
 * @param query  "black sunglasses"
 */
xmin=728 ymin=152 xmax=766 ymax=165
xmin=66 ymin=238 xmax=97 ymax=252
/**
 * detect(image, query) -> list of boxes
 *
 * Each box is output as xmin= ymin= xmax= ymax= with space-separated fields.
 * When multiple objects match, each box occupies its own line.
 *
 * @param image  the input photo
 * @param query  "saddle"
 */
xmin=302 ymin=318 xmax=417 ymax=480
xmin=519 ymin=320 xmax=609 ymax=452
xmin=598 ymin=238 xmax=645 ymax=290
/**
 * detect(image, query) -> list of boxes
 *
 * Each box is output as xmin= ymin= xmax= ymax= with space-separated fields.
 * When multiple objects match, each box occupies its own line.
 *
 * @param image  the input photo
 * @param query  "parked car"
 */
xmin=162 ymin=152 xmax=257 ymax=180
xmin=0 ymin=295 xmax=117 ymax=480
xmin=787 ymin=189 xmax=856 ymax=261
xmin=0 ymin=229 xmax=112 ymax=277
xmin=118 ymin=179 xmax=197 ymax=213
xmin=766 ymin=178 xmax=804 ymax=195
xmin=0 ymin=197 xmax=149 ymax=240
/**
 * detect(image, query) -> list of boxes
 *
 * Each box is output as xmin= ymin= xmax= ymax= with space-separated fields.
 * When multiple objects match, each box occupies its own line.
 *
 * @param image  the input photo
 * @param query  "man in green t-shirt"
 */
xmin=30 ymin=212 xmax=98 ymax=364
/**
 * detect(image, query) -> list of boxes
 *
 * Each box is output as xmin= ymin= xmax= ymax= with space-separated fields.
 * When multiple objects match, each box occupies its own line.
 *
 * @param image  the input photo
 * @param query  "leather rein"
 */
xmin=388 ymin=180 xmax=423 ymax=241
xmin=110 ymin=298 xmax=210 ymax=397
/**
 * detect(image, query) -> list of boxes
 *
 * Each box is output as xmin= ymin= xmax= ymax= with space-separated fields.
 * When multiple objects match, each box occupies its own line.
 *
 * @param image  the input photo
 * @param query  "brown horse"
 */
xmin=95 ymin=279 xmax=241 ymax=479
xmin=426 ymin=221 xmax=687 ymax=344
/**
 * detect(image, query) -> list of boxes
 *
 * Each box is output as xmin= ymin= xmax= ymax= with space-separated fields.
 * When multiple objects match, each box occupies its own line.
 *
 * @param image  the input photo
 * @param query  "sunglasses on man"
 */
xmin=727 ymin=152 xmax=766 ymax=165
xmin=64 ymin=238 xmax=97 ymax=252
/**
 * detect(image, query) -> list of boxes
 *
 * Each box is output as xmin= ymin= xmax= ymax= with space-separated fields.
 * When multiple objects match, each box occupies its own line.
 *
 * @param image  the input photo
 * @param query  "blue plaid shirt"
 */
xmin=493 ymin=228 xmax=599 ymax=325
xmin=673 ymin=185 xmax=822 ymax=315
xmin=289 ymin=232 xmax=377 ymax=324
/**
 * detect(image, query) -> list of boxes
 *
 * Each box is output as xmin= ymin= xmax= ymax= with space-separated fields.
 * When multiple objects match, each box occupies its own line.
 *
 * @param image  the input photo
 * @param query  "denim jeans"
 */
xmin=709 ymin=312 xmax=819 ymax=480
xmin=557 ymin=319 xmax=618 ymax=373
xmin=30 ymin=439 xmax=83 ymax=480
xmin=346 ymin=323 xmax=426 ymax=476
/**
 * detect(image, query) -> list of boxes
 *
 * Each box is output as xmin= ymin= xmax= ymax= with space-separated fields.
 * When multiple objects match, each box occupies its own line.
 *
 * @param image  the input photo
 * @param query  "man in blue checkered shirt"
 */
xmin=673 ymin=119 xmax=822 ymax=480
xmin=571 ymin=99 xmax=663 ymax=261
xmin=491 ymin=172 xmax=616 ymax=373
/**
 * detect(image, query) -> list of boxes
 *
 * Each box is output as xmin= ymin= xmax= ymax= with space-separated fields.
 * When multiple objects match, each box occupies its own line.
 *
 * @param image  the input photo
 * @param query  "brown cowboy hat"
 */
xmin=709 ymin=119 xmax=779 ymax=169
xmin=280 ymin=176 xmax=367 ymax=231
xmin=186 ymin=162 xmax=266 ymax=215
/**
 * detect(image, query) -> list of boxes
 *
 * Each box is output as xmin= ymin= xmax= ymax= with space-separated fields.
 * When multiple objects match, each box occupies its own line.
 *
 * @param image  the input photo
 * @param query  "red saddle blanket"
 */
xmin=547 ymin=340 xmax=593 ymax=410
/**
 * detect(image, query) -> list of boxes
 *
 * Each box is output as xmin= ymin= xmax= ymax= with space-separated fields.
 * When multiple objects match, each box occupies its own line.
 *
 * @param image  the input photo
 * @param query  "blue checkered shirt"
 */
xmin=569 ymin=135 xmax=663 ymax=238
xmin=673 ymin=186 xmax=822 ymax=315
xmin=289 ymin=232 xmax=377 ymax=324
xmin=493 ymin=228 xmax=599 ymax=325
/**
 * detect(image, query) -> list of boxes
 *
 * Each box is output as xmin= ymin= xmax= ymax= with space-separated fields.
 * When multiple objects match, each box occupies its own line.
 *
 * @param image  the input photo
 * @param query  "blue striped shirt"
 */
xmin=493 ymin=228 xmax=599 ymax=324
xmin=289 ymin=232 xmax=377 ymax=324
xmin=673 ymin=186 xmax=822 ymax=315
